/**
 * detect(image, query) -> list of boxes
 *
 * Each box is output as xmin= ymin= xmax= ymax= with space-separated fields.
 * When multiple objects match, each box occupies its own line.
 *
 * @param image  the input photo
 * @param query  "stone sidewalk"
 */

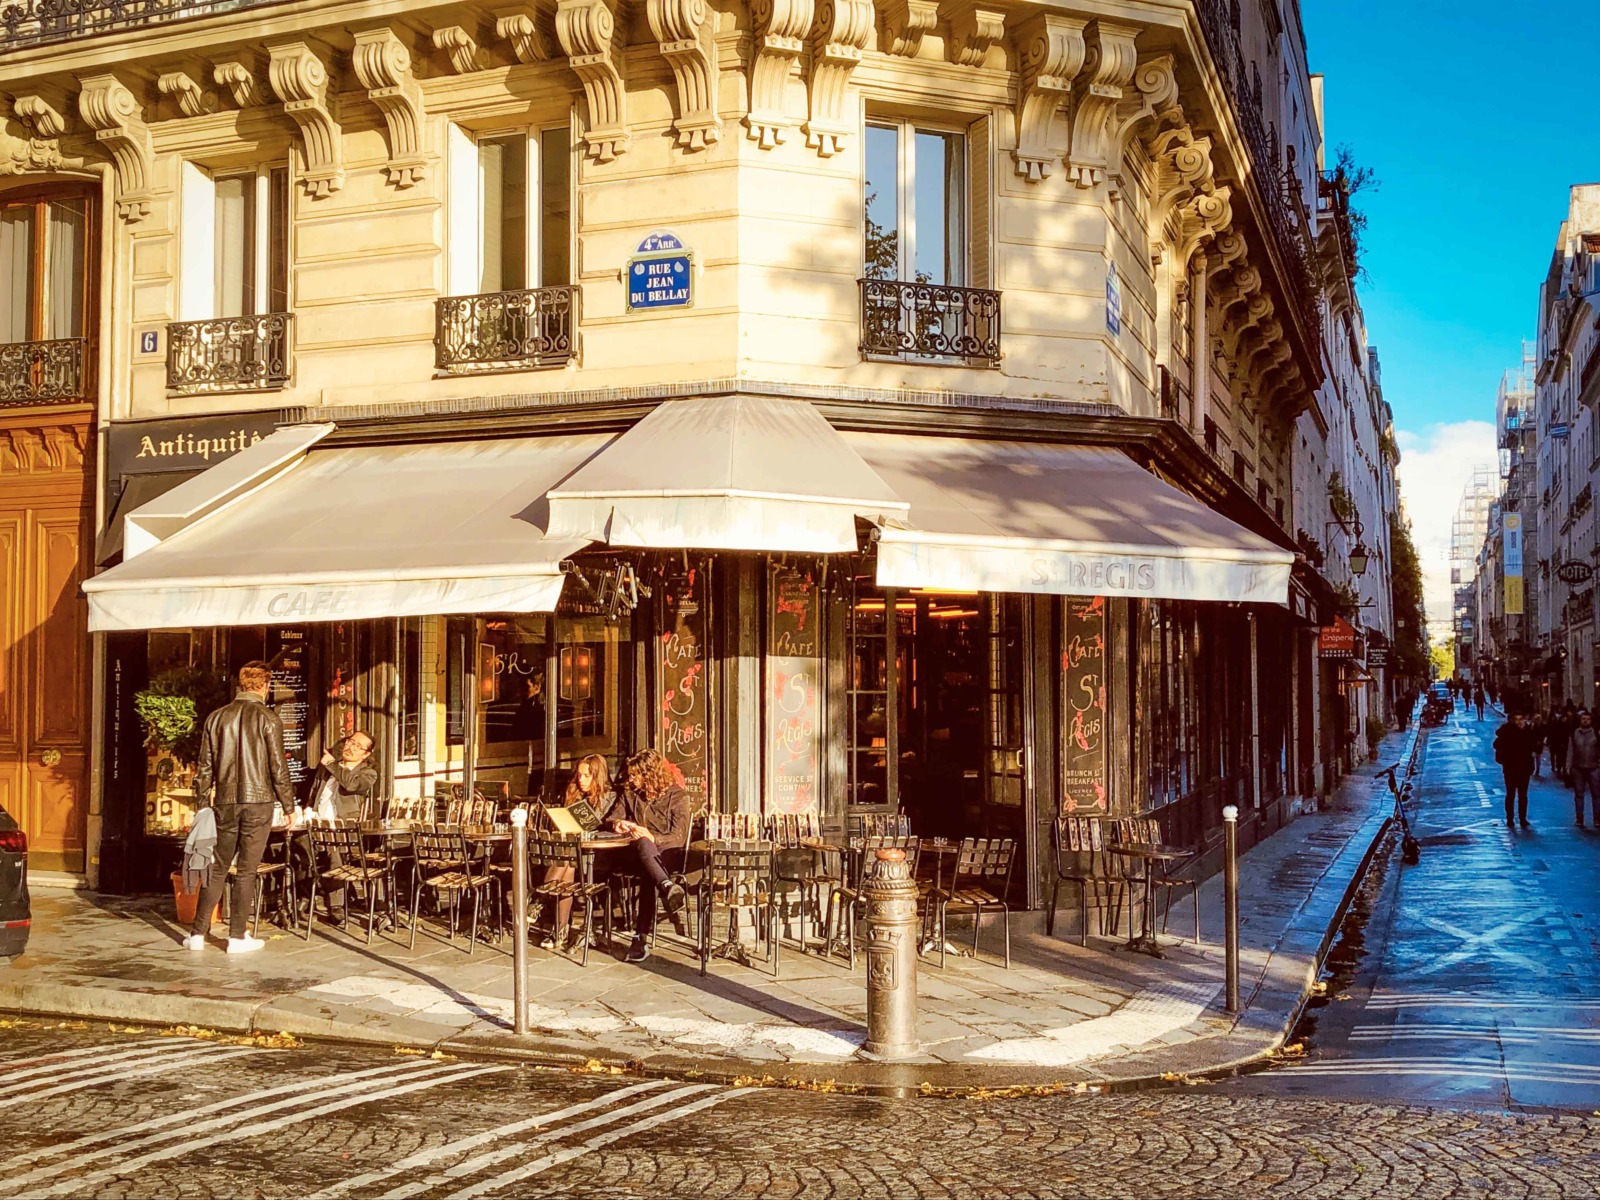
xmin=0 ymin=736 xmax=1410 ymax=1090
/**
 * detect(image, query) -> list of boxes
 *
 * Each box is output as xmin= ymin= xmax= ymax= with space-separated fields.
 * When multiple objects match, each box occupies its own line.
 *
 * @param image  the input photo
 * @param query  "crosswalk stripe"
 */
xmin=444 ymin=1088 xmax=753 ymax=1200
xmin=29 ymin=1062 xmax=513 ymax=1199
xmin=0 ymin=1037 xmax=176 ymax=1075
xmin=0 ymin=1040 xmax=196 ymax=1091
xmin=308 ymin=1080 xmax=673 ymax=1200
xmin=1287 ymin=1065 xmax=1600 ymax=1086
xmin=0 ymin=1045 xmax=257 ymax=1111
xmin=0 ymin=1059 xmax=443 ymax=1189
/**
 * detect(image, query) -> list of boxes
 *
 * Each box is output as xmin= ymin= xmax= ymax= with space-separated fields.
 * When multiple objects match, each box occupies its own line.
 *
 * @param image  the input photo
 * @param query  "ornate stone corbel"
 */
xmin=158 ymin=71 xmax=217 ymax=118
xmin=946 ymin=1 xmax=1004 ymax=67
xmin=878 ymin=0 xmax=938 ymax=58
xmin=1010 ymin=13 xmax=1084 ymax=183
xmin=1210 ymin=229 xmax=1248 ymax=275
xmin=804 ymin=0 xmax=873 ymax=158
xmin=1065 ymin=20 xmax=1139 ymax=190
xmin=12 ymin=93 xmax=66 ymax=142
xmin=214 ymin=60 xmax=264 ymax=109
xmin=1174 ymin=186 xmax=1231 ymax=275
xmin=1149 ymin=124 xmax=1219 ymax=261
xmin=1106 ymin=55 xmax=1178 ymax=195
xmin=495 ymin=3 xmax=560 ymax=63
xmin=267 ymin=41 xmax=344 ymax=199
xmin=745 ymin=0 xmax=813 ymax=149
xmin=352 ymin=28 xmax=427 ymax=189
xmin=76 ymin=76 xmax=154 ymax=222
xmin=647 ymin=0 xmax=721 ymax=151
xmin=432 ymin=26 xmax=488 ymax=74
xmin=556 ymin=0 xmax=628 ymax=162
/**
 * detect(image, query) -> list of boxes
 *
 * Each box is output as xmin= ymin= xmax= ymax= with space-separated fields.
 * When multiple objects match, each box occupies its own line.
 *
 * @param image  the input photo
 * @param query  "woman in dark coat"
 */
xmin=611 ymin=749 xmax=691 ymax=962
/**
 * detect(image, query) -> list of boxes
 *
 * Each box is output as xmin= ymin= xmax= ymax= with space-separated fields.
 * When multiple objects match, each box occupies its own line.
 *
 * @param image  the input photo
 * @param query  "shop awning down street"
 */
xmin=83 ymin=426 xmax=609 ymax=632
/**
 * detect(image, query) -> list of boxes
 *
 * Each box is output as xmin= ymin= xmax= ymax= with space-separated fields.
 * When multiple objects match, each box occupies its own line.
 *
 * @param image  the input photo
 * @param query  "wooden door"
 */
xmin=0 ymin=420 xmax=93 ymax=874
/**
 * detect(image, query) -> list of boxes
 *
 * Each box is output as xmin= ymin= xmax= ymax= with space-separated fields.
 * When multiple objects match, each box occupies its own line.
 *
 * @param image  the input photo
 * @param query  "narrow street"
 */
xmin=1227 ymin=700 xmax=1600 ymax=1110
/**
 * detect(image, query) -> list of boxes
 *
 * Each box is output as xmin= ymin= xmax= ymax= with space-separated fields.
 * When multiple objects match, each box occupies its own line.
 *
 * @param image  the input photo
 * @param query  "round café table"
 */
xmin=1105 ymin=842 xmax=1188 ymax=958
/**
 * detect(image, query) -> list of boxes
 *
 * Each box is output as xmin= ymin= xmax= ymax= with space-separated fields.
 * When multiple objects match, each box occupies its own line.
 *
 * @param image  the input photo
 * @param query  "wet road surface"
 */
xmin=1225 ymin=700 xmax=1600 ymax=1111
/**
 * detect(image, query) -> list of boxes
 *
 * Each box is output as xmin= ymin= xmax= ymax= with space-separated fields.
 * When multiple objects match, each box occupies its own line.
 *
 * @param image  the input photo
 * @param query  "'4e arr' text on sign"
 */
xmin=627 ymin=232 xmax=693 ymax=311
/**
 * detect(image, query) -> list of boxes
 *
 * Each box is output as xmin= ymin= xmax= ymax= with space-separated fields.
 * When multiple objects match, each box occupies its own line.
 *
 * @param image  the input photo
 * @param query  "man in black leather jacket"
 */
xmin=184 ymin=661 xmax=295 ymax=953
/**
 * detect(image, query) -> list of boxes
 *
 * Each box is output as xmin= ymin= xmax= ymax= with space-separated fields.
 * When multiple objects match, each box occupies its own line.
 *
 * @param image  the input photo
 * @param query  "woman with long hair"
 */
xmin=610 ymin=748 xmax=691 ymax=962
xmin=539 ymin=754 xmax=614 ymax=952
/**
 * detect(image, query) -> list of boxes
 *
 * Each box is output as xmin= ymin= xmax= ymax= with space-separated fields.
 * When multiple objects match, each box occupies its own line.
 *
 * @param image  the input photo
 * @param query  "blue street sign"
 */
xmin=1105 ymin=262 xmax=1122 ymax=336
xmin=628 ymin=232 xmax=693 ymax=311
xmin=1550 ymin=422 xmax=1571 ymax=439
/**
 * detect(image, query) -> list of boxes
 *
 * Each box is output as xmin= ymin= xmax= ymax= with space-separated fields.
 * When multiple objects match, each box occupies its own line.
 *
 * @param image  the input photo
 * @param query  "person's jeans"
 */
xmin=1503 ymin=770 xmax=1531 ymax=825
xmin=627 ymin=840 xmax=684 ymax=938
xmin=1575 ymin=768 xmax=1600 ymax=824
xmin=192 ymin=803 xmax=275 ymax=938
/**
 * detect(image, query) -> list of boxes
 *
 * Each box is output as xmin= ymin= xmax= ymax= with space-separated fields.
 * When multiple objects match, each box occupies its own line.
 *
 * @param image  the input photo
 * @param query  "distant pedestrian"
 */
xmin=1568 ymin=710 xmax=1600 ymax=828
xmin=1493 ymin=712 xmax=1539 ymax=830
xmin=183 ymin=661 xmax=295 ymax=953
xmin=1487 ymin=682 xmax=1499 ymax=706
xmin=1548 ymin=705 xmax=1575 ymax=782
xmin=1473 ymin=686 xmax=1485 ymax=720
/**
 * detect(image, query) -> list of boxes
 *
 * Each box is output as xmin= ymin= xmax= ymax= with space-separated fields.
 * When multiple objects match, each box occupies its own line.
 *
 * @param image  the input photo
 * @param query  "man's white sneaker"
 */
xmin=181 ymin=934 xmax=206 ymax=951
xmin=226 ymin=935 xmax=265 ymax=954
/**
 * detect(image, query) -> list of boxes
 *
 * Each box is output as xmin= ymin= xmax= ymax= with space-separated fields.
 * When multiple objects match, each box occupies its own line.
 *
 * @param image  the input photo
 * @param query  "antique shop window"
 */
xmin=0 ymin=190 xmax=89 ymax=343
xmin=179 ymin=162 xmax=289 ymax=319
xmin=864 ymin=120 xmax=966 ymax=285
xmin=446 ymin=125 xmax=573 ymax=295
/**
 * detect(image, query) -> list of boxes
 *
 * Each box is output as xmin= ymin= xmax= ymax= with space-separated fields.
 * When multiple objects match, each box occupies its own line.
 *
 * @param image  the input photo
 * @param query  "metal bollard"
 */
xmin=1222 ymin=804 xmax=1239 ymax=1014
xmin=858 ymin=848 xmax=921 ymax=1060
xmin=509 ymin=807 xmax=529 ymax=1036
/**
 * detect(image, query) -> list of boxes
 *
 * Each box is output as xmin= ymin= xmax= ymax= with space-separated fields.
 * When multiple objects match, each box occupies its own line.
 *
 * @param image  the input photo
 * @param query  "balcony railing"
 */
xmin=167 ymin=313 xmax=292 ymax=394
xmin=0 ymin=337 xmax=87 ymax=406
xmin=0 ymin=0 xmax=285 ymax=49
xmin=435 ymin=286 xmax=577 ymax=373
xmin=858 ymin=278 xmax=1001 ymax=366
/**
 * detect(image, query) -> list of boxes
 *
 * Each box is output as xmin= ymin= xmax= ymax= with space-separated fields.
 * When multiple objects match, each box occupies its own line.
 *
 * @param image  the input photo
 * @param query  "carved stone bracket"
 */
xmin=557 ymin=0 xmax=628 ymax=162
xmin=647 ymin=0 xmax=721 ymax=151
xmin=1149 ymin=124 xmax=1222 ymax=270
xmin=8 ymin=92 xmax=68 ymax=176
xmin=1106 ymin=54 xmax=1179 ymax=195
xmin=353 ymin=28 xmax=427 ymax=189
xmin=432 ymin=26 xmax=488 ymax=74
xmin=1065 ymin=19 xmax=1139 ymax=190
xmin=805 ymin=0 xmax=873 ymax=158
xmin=1011 ymin=13 xmax=1084 ymax=183
xmin=879 ymin=0 xmax=938 ymax=58
xmin=495 ymin=3 xmax=560 ymax=63
xmin=214 ymin=59 xmax=264 ymax=109
xmin=13 ymin=93 xmax=66 ymax=141
xmin=946 ymin=1 xmax=1003 ymax=67
xmin=158 ymin=71 xmax=217 ymax=119
xmin=76 ymin=76 xmax=154 ymax=221
xmin=267 ymin=41 xmax=344 ymax=199
xmin=745 ymin=0 xmax=813 ymax=149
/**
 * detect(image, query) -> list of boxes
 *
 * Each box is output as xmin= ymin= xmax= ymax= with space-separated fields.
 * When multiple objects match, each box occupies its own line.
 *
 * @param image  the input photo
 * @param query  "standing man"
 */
xmin=1546 ymin=705 xmax=1574 ymax=784
xmin=1493 ymin=711 xmax=1539 ymax=831
xmin=1473 ymin=684 xmax=1486 ymax=721
xmin=183 ymin=661 xmax=295 ymax=953
xmin=1569 ymin=710 xmax=1600 ymax=828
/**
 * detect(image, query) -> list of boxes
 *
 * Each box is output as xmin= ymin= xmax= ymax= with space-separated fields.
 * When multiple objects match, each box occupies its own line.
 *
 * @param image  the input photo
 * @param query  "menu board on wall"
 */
xmin=656 ymin=567 xmax=710 ymax=809
xmin=268 ymin=627 xmax=310 ymax=786
xmin=766 ymin=567 xmax=822 ymax=814
xmin=1061 ymin=596 xmax=1108 ymax=813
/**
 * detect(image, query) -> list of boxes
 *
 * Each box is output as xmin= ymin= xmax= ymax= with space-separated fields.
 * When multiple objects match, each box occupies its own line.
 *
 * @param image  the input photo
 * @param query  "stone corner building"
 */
xmin=0 ymin=0 xmax=1397 ymax=909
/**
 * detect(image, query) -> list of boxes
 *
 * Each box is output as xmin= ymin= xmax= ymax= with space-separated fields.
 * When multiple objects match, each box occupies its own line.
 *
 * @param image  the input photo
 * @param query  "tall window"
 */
xmin=0 ymin=191 xmax=89 ymax=344
xmin=180 ymin=163 xmax=289 ymax=319
xmin=448 ymin=125 xmax=572 ymax=295
xmin=864 ymin=121 xmax=965 ymax=285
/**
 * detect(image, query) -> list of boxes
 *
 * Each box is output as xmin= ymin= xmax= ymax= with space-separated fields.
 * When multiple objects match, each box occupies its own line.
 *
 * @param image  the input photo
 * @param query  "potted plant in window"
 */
xmin=1365 ymin=714 xmax=1387 ymax=760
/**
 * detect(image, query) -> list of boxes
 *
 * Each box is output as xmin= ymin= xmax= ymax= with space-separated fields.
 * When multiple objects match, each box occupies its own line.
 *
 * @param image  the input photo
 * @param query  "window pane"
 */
xmin=864 ymin=123 xmax=900 ymax=280
xmin=213 ymin=174 xmax=254 ymax=318
xmin=0 ymin=204 xmax=37 ymax=342
xmin=399 ymin=618 xmax=421 ymax=761
xmin=913 ymin=130 xmax=964 ymax=285
xmin=45 ymin=197 xmax=85 ymax=340
xmin=267 ymin=168 xmax=290 ymax=313
xmin=539 ymin=128 xmax=571 ymax=287
xmin=480 ymin=134 xmax=527 ymax=292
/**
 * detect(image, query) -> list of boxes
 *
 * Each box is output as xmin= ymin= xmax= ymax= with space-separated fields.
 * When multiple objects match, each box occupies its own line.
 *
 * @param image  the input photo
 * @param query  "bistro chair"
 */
xmin=409 ymin=828 xmax=498 ymax=954
xmin=530 ymin=832 xmax=612 ymax=966
xmin=925 ymin=837 xmax=1016 ymax=969
xmin=225 ymin=836 xmax=297 ymax=934
xmin=1109 ymin=817 xmax=1200 ymax=944
xmin=303 ymin=822 xmax=390 ymax=945
xmin=823 ymin=834 xmax=920 ymax=969
xmin=694 ymin=839 xmax=779 ymax=977
xmin=763 ymin=811 xmax=832 ymax=949
xmin=1047 ymin=816 xmax=1116 ymax=945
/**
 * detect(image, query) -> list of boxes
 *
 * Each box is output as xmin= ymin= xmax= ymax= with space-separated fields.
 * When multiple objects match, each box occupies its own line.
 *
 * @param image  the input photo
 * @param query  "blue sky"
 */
xmin=1301 ymin=0 xmax=1600 ymax=626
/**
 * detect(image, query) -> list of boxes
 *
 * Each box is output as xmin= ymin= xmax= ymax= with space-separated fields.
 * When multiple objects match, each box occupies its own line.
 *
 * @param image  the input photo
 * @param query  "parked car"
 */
xmin=0 ymin=804 xmax=29 ymax=958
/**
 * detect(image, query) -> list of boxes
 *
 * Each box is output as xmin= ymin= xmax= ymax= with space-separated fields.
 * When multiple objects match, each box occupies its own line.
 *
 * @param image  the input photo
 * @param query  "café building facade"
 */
xmin=0 ymin=0 xmax=1345 ymax=906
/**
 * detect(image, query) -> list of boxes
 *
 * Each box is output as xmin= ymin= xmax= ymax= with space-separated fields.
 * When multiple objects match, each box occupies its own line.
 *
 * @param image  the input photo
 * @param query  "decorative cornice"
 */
xmin=267 ymin=41 xmax=344 ymax=199
xmin=12 ymin=93 xmax=66 ymax=140
xmin=945 ymin=1 xmax=1003 ymax=67
xmin=158 ymin=71 xmax=217 ymax=119
xmin=0 ymin=425 xmax=88 ymax=474
xmin=878 ymin=0 xmax=938 ymax=58
xmin=745 ymin=0 xmax=813 ymax=149
xmin=1011 ymin=12 xmax=1084 ymax=183
xmin=1066 ymin=19 xmax=1139 ymax=190
xmin=1107 ymin=54 xmax=1178 ymax=196
xmin=76 ymin=75 xmax=153 ymax=222
xmin=557 ymin=0 xmax=628 ymax=162
xmin=352 ymin=27 xmax=427 ymax=189
xmin=214 ymin=60 xmax=264 ymax=109
xmin=805 ymin=0 xmax=873 ymax=158
xmin=647 ymin=0 xmax=721 ymax=151
xmin=495 ymin=3 xmax=560 ymax=63
xmin=432 ymin=25 xmax=488 ymax=74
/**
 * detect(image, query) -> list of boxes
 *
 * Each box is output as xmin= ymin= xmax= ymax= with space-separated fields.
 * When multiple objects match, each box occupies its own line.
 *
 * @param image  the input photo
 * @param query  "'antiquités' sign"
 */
xmin=108 ymin=412 xmax=279 ymax=477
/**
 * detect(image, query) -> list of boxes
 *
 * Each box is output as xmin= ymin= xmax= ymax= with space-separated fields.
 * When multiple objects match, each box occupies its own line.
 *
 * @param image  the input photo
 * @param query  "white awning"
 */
xmin=847 ymin=434 xmax=1294 ymax=605
xmin=546 ymin=395 xmax=908 ymax=552
xmin=84 ymin=433 xmax=611 ymax=631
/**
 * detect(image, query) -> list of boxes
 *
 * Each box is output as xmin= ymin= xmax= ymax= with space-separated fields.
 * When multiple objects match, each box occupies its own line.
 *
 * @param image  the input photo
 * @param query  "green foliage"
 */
xmin=1429 ymin=638 xmax=1456 ymax=682
xmin=1365 ymin=714 xmax=1387 ymax=750
xmin=1388 ymin=515 xmax=1429 ymax=681
xmin=134 ymin=668 xmax=228 ymax=762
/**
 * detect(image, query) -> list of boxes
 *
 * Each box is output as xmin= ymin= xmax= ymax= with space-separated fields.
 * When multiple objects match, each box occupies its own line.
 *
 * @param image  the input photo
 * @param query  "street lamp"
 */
xmin=1347 ymin=540 xmax=1371 ymax=577
xmin=1326 ymin=516 xmax=1370 ymax=577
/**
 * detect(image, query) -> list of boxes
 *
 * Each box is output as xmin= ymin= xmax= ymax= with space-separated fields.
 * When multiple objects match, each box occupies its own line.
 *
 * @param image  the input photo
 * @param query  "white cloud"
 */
xmin=1394 ymin=420 xmax=1499 ymax=639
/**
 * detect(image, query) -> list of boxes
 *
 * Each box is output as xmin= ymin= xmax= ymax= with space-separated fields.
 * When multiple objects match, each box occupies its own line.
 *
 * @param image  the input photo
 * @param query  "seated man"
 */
xmin=296 ymin=731 xmax=377 ymax=919
xmin=610 ymin=749 xmax=690 ymax=962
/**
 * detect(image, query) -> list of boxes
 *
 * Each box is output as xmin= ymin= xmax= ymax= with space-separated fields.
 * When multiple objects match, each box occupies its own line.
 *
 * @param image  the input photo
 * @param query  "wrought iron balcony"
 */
xmin=435 ymin=286 xmax=577 ymax=373
xmin=167 ymin=313 xmax=292 ymax=394
xmin=0 ymin=0 xmax=285 ymax=49
xmin=858 ymin=278 xmax=1001 ymax=366
xmin=0 ymin=337 xmax=88 ymax=405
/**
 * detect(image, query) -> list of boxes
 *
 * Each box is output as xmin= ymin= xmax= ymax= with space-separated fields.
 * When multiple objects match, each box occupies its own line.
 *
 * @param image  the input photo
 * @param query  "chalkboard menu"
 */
xmin=268 ymin=627 xmax=310 ymax=786
xmin=1061 ymin=596 xmax=1107 ymax=812
xmin=766 ymin=567 xmax=822 ymax=814
xmin=656 ymin=567 xmax=710 ymax=808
